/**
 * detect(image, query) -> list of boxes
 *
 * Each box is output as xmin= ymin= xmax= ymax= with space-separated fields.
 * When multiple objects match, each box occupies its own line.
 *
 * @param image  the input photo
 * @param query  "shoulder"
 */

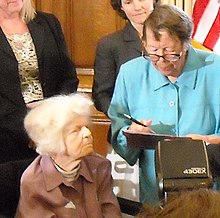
xmin=99 ymin=30 xmax=123 ymax=42
xmin=121 ymin=56 xmax=146 ymax=67
xmin=204 ymin=51 xmax=220 ymax=64
xmin=120 ymin=56 xmax=150 ymax=76
xmin=189 ymin=46 xmax=220 ymax=64
xmin=96 ymin=28 xmax=125 ymax=50
xmin=184 ymin=46 xmax=220 ymax=77
xmin=33 ymin=11 xmax=60 ymax=26
xmin=193 ymin=48 xmax=220 ymax=77
xmin=20 ymin=156 xmax=43 ymax=185
xmin=35 ymin=11 xmax=58 ymax=20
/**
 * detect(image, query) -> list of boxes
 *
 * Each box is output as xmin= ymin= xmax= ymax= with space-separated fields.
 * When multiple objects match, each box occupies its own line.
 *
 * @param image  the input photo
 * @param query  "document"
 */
xmin=123 ymin=129 xmax=191 ymax=149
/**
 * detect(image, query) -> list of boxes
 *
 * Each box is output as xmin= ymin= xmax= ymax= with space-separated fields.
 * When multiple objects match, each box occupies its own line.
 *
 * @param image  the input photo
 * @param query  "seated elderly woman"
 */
xmin=15 ymin=94 xmax=122 ymax=217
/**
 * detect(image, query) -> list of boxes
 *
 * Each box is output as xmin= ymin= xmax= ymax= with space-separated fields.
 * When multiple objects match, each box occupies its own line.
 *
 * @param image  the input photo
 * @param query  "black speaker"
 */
xmin=155 ymin=138 xmax=213 ymax=200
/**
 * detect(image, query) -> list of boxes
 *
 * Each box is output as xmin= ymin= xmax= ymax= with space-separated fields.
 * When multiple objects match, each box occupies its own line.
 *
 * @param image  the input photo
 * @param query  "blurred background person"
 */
xmin=92 ymin=0 xmax=160 ymax=117
xmin=108 ymin=4 xmax=220 ymax=206
xmin=0 ymin=0 xmax=78 ymax=164
xmin=16 ymin=94 xmax=121 ymax=218
xmin=136 ymin=189 xmax=220 ymax=218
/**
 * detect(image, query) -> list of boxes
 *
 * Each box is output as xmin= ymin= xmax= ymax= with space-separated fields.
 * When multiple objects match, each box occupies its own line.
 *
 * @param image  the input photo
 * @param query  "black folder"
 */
xmin=123 ymin=129 xmax=191 ymax=149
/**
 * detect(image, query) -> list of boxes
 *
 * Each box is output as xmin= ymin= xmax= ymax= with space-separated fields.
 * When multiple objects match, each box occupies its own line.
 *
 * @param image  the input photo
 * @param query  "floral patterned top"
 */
xmin=6 ymin=32 xmax=43 ymax=103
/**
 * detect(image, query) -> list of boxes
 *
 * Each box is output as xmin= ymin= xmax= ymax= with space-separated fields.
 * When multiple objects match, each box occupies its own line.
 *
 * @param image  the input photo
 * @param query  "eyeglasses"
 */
xmin=143 ymin=52 xmax=183 ymax=62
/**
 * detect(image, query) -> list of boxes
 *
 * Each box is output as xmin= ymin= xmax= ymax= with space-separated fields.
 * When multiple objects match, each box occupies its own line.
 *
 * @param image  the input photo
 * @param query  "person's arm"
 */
xmin=92 ymin=38 xmax=117 ymax=115
xmin=187 ymin=134 xmax=220 ymax=145
xmin=97 ymin=159 xmax=122 ymax=218
xmin=108 ymin=65 xmax=141 ymax=166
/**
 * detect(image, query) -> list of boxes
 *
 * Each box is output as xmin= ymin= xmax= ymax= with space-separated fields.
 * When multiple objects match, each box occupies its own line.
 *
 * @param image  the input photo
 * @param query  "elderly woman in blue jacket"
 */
xmin=108 ymin=4 xmax=220 ymax=205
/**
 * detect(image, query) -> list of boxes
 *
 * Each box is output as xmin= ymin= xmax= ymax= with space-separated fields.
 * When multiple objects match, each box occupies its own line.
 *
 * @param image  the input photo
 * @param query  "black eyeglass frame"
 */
xmin=143 ymin=51 xmax=183 ymax=62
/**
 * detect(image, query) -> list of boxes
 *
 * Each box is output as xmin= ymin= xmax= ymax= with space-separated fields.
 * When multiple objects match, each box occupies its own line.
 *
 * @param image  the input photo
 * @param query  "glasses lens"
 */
xmin=164 ymin=54 xmax=180 ymax=62
xmin=148 ymin=54 xmax=159 ymax=61
xmin=144 ymin=53 xmax=182 ymax=62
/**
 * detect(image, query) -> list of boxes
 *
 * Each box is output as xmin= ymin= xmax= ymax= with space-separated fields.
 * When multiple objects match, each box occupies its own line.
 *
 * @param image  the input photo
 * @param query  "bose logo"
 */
xmin=183 ymin=167 xmax=207 ymax=175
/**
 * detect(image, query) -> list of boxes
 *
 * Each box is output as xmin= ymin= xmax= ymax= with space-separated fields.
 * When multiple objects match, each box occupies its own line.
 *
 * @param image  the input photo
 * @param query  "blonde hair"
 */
xmin=20 ymin=0 xmax=36 ymax=23
xmin=24 ymin=94 xmax=93 ymax=155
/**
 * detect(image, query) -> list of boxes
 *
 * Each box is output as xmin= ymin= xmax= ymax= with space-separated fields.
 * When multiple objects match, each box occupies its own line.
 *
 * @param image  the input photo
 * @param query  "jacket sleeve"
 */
xmin=96 ymin=159 xmax=122 ymax=218
xmin=108 ymin=65 xmax=141 ymax=166
xmin=92 ymin=38 xmax=117 ymax=116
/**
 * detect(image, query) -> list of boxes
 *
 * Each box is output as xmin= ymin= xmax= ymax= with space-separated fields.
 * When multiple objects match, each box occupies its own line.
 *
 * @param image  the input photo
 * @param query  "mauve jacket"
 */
xmin=0 ymin=11 xmax=78 ymax=162
xmin=16 ymin=153 xmax=122 ymax=218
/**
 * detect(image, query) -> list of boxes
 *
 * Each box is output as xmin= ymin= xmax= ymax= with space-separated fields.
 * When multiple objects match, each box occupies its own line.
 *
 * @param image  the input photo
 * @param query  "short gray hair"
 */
xmin=24 ymin=94 xmax=93 ymax=155
xmin=143 ymin=4 xmax=193 ymax=45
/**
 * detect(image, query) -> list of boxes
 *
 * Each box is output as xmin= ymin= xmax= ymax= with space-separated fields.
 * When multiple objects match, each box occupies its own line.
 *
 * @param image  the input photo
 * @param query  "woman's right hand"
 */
xmin=129 ymin=119 xmax=154 ymax=133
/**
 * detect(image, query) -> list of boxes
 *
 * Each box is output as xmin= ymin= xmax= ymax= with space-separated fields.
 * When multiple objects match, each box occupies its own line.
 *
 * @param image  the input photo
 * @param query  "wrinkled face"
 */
xmin=62 ymin=115 xmax=94 ymax=160
xmin=121 ymin=0 xmax=154 ymax=24
xmin=145 ymin=28 xmax=187 ymax=79
xmin=0 ymin=0 xmax=23 ymax=16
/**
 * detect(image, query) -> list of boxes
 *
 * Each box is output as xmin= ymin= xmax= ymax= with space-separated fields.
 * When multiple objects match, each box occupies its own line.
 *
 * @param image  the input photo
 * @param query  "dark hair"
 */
xmin=158 ymin=189 xmax=220 ymax=218
xmin=143 ymin=4 xmax=193 ymax=44
xmin=111 ymin=0 xmax=161 ymax=20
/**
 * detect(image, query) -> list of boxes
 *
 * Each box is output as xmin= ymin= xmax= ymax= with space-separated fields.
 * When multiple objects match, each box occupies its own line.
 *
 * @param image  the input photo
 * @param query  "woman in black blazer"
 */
xmin=0 ymin=0 xmax=79 ymax=163
xmin=92 ymin=0 xmax=160 ymax=116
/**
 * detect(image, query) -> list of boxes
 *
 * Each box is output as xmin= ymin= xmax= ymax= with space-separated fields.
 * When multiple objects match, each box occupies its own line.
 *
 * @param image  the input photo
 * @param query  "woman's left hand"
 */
xmin=186 ymin=134 xmax=220 ymax=145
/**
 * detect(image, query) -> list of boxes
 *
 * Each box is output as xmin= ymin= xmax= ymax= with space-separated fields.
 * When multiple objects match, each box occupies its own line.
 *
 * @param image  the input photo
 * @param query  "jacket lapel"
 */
xmin=0 ymin=15 xmax=45 ymax=59
xmin=123 ymin=22 xmax=142 ymax=54
xmin=0 ymin=28 xmax=15 ymax=57
xmin=28 ymin=17 xmax=45 ymax=62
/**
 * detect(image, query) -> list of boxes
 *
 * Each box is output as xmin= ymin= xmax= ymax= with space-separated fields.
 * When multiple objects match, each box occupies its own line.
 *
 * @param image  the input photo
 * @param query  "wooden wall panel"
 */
xmin=34 ymin=0 xmax=125 ymax=68
xmin=70 ymin=0 xmax=124 ymax=68
xmin=161 ymin=0 xmax=194 ymax=17
xmin=90 ymin=121 xmax=110 ymax=156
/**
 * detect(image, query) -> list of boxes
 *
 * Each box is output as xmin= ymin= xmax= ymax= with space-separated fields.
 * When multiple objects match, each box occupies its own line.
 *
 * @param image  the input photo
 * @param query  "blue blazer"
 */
xmin=108 ymin=46 xmax=220 ymax=204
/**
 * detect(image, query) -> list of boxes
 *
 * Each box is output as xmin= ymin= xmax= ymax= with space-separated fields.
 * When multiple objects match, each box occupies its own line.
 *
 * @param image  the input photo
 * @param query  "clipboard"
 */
xmin=123 ymin=129 xmax=191 ymax=149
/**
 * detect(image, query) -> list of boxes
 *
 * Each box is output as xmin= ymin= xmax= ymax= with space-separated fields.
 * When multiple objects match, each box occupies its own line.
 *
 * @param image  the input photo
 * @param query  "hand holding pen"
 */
xmin=123 ymin=114 xmax=156 ymax=134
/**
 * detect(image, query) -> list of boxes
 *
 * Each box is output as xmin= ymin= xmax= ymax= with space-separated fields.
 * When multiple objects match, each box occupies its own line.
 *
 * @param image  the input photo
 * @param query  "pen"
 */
xmin=123 ymin=113 xmax=156 ymax=133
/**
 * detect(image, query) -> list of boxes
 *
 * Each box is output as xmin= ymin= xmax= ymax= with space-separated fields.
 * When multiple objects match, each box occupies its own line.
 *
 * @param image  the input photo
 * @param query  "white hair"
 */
xmin=24 ymin=94 xmax=93 ymax=155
